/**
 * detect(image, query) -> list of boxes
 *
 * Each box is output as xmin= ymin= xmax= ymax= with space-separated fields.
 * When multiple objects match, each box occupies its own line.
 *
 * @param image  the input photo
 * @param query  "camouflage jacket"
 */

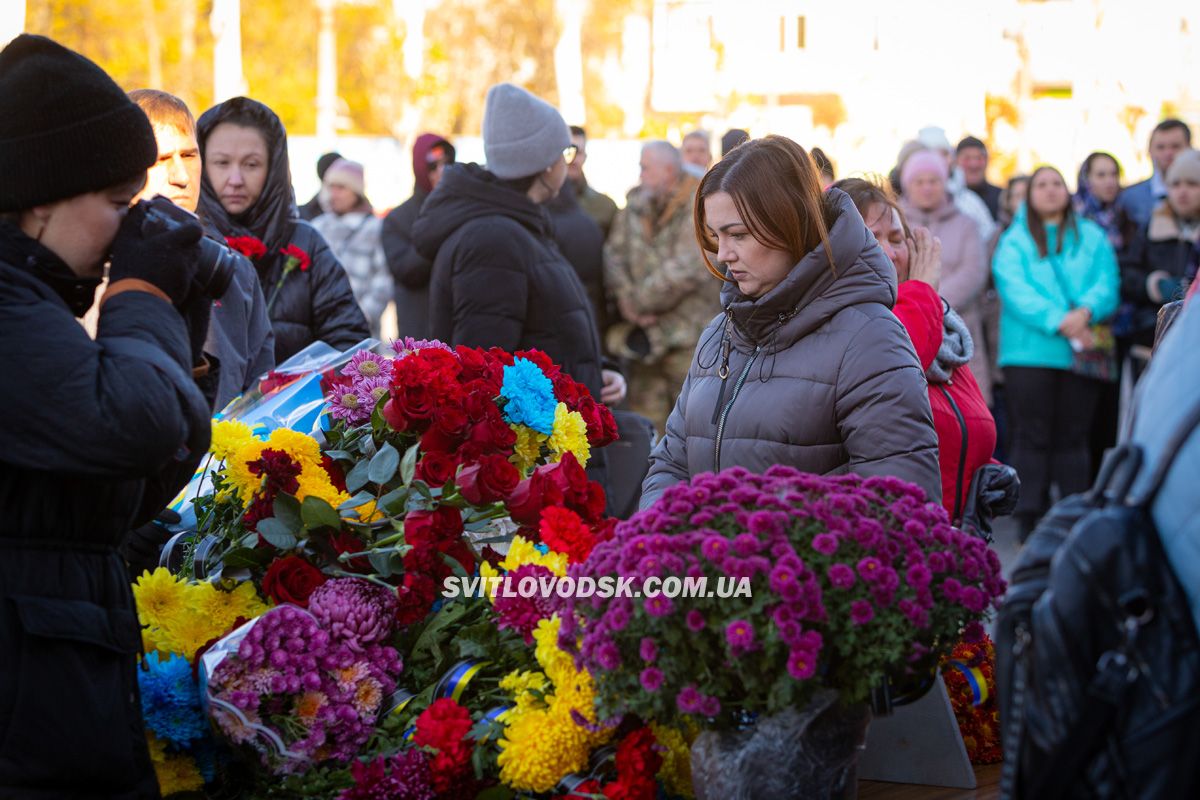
xmin=576 ymin=181 xmax=618 ymax=239
xmin=603 ymin=175 xmax=721 ymax=358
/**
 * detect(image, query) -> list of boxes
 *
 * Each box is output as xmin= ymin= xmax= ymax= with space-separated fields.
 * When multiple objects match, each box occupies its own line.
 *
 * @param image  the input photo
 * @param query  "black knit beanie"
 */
xmin=0 ymin=35 xmax=157 ymax=212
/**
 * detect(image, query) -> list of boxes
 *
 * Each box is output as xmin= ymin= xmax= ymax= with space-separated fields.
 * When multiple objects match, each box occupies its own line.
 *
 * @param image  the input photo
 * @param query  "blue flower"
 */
xmin=138 ymin=652 xmax=208 ymax=747
xmin=500 ymin=358 xmax=557 ymax=435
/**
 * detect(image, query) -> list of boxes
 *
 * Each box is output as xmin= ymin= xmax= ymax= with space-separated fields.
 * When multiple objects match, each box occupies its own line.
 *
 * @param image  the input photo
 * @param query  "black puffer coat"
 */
xmin=255 ymin=219 xmax=369 ymax=362
xmin=197 ymin=98 xmax=368 ymax=363
xmin=547 ymin=180 xmax=608 ymax=339
xmin=641 ymin=190 xmax=940 ymax=509
xmin=413 ymin=163 xmax=605 ymax=400
xmin=0 ymin=223 xmax=209 ymax=798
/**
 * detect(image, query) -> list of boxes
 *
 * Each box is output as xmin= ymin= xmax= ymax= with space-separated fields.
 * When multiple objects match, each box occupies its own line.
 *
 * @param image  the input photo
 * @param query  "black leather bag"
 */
xmin=995 ymin=402 xmax=1200 ymax=799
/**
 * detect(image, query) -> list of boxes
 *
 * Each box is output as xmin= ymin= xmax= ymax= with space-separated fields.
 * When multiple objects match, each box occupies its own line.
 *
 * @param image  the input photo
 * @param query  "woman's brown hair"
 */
xmin=1025 ymin=165 xmax=1078 ymax=258
xmin=832 ymin=175 xmax=913 ymax=240
xmin=694 ymin=135 xmax=836 ymax=281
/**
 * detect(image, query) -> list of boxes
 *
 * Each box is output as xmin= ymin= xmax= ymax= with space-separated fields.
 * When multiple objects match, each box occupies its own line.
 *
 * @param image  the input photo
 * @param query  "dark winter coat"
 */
xmin=1117 ymin=200 xmax=1199 ymax=347
xmin=640 ymin=189 xmax=940 ymax=509
xmin=0 ymin=223 xmax=210 ymax=798
xmin=382 ymin=190 xmax=432 ymax=339
xmin=204 ymin=247 xmax=275 ymax=409
xmin=382 ymin=134 xmax=457 ymax=339
xmin=413 ymin=163 xmax=605 ymax=400
xmin=546 ymin=179 xmax=608 ymax=338
xmin=196 ymin=97 xmax=368 ymax=363
xmin=255 ymin=219 xmax=370 ymax=363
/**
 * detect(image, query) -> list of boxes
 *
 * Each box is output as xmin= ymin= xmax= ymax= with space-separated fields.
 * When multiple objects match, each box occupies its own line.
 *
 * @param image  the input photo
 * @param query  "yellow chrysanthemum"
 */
xmin=510 ymin=424 xmax=547 ymax=474
xmin=499 ymin=536 xmax=568 ymax=578
xmin=265 ymin=428 xmax=323 ymax=469
xmin=548 ymin=403 xmax=590 ymax=467
xmin=533 ymin=616 xmax=577 ymax=687
xmin=500 ymin=669 xmax=550 ymax=710
xmin=187 ymin=580 xmax=269 ymax=637
xmin=498 ymin=615 xmax=612 ymax=792
xmin=210 ymin=419 xmax=256 ymax=460
xmin=224 ymin=437 xmax=267 ymax=502
xmin=651 ymin=723 xmax=697 ymax=799
xmin=154 ymin=750 xmax=205 ymax=795
xmin=347 ymin=497 xmax=384 ymax=524
xmin=295 ymin=466 xmax=350 ymax=510
xmin=133 ymin=568 xmax=189 ymax=630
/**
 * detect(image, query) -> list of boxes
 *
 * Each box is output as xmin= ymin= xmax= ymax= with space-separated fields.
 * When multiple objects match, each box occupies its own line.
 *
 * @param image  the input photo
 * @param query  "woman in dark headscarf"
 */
xmin=197 ymin=97 xmax=368 ymax=362
xmin=1074 ymin=151 xmax=1129 ymax=252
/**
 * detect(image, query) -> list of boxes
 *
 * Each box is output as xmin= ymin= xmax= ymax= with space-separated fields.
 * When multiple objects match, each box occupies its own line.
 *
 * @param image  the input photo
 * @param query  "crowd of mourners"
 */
xmin=0 ymin=31 xmax=1198 ymax=797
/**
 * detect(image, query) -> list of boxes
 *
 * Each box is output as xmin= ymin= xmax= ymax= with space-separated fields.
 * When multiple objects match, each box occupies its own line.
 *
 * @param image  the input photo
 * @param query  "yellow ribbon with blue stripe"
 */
xmin=435 ymin=659 xmax=491 ymax=703
xmin=947 ymin=660 xmax=989 ymax=706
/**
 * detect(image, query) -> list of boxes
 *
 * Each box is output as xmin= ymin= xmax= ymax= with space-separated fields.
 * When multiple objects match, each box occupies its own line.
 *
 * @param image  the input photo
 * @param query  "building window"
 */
xmin=797 ymin=16 xmax=806 ymax=49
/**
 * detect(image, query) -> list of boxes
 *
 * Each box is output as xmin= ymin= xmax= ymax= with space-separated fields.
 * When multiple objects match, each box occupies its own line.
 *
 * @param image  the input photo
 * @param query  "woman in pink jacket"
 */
xmin=900 ymin=150 xmax=992 ymax=405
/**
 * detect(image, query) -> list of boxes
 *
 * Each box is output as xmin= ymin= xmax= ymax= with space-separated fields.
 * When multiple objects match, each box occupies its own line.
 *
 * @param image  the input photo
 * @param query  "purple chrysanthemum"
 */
xmin=640 ymin=667 xmax=664 ymax=693
xmin=308 ymin=578 xmax=399 ymax=652
xmin=849 ymin=600 xmax=875 ymax=625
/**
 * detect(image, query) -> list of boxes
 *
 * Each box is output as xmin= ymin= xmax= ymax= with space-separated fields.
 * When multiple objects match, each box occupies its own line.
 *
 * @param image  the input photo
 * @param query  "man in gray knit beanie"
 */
xmin=483 ymin=82 xmax=573 ymax=181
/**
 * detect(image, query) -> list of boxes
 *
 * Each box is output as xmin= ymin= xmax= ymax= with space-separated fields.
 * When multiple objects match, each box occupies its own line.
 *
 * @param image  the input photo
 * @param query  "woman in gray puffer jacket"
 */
xmin=641 ymin=136 xmax=940 ymax=509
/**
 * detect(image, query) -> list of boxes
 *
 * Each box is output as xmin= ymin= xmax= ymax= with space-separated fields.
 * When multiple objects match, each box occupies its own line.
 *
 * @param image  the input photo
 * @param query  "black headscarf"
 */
xmin=197 ymin=97 xmax=297 ymax=254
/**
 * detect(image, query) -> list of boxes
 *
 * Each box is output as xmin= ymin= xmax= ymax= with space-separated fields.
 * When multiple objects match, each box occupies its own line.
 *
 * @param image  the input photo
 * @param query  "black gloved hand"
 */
xmin=120 ymin=508 xmax=182 ymax=578
xmin=109 ymin=197 xmax=204 ymax=305
xmin=960 ymin=463 xmax=1021 ymax=542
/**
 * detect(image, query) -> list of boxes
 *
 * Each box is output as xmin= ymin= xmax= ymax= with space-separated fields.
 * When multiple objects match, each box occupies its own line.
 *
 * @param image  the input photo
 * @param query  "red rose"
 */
xmin=226 ymin=235 xmax=267 ymax=260
xmin=280 ymin=244 xmax=311 ymax=272
xmin=505 ymin=469 xmax=565 ymax=527
xmin=432 ymin=406 xmax=469 ymax=437
xmin=576 ymin=396 xmax=619 ymax=447
xmin=553 ymin=373 xmax=586 ymax=406
xmin=404 ymin=506 xmax=464 ymax=548
xmin=466 ymin=414 xmax=517 ymax=454
xmin=261 ymin=556 xmax=327 ymax=607
xmin=458 ymin=454 xmax=520 ymax=504
xmin=415 ymin=450 xmax=458 ymax=487
xmin=382 ymin=397 xmax=411 ymax=432
xmin=420 ymin=425 xmax=461 ymax=456
xmin=398 ymin=384 xmax=435 ymax=421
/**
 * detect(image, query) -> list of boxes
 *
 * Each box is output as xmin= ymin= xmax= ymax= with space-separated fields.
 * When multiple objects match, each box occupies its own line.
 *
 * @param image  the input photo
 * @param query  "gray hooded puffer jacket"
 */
xmin=640 ymin=189 xmax=941 ymax=509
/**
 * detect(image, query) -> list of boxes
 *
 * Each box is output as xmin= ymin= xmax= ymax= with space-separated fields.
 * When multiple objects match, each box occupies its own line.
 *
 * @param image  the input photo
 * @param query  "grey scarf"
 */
xmin=927 ymin=300 xmax=974 ymax=384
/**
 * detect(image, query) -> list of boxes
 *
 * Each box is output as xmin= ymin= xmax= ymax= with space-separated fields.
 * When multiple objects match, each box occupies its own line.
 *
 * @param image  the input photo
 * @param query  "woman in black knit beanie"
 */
xmin=0 ymin=34 xmax=211 ymax=797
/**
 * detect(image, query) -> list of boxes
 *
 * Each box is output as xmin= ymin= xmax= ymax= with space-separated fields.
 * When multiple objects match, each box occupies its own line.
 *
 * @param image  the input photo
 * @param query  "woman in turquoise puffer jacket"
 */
xmin=992 ymin=165 xmax=1119 ymax=537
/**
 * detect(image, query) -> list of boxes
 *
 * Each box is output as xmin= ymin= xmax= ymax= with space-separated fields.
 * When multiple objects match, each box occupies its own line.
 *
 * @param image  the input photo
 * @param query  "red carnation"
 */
xmin=328 ymin=531 xmax=371 ymax=573
xmin=414 ymin=698 xmax=474 ymax=793
xmin=226 ymin=235 xmax=267 ymax=260
xmin=404 ymin=506 xmax=464 ymax=549
xmin=280 ymin=244 xmax=311 ymax=272
xmin=320 ymin=454 xmax=348 ymax=493
xmin=248 ymin=447 xmax=302 ymax=495
xmin=458 ymin=454 xmax=520 ymax=505
xmin=539 ymin=506 xmax=596 ymax=563
xmin=603 ymin=727 xmax=662 ymax=800
xmin=261 ymin=556 xmax=327 ymax=607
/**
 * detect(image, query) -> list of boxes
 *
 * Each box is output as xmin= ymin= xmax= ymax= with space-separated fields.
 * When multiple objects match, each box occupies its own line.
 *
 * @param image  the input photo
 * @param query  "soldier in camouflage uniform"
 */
xmin=604 ymin=141 xmax=722 ymax=433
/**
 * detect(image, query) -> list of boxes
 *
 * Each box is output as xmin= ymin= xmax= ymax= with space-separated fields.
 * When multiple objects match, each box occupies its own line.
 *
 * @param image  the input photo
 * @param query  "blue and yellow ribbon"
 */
xmin=947 ymin=660 xmax=989 ymax=706
xmin=435 ymin=659 xmax=491 ymax=703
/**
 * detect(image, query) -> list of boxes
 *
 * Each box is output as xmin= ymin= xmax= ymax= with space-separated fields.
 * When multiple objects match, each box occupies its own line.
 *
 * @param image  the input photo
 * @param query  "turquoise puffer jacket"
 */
xmin=991 ymin=209 xmax=1119 ymax=370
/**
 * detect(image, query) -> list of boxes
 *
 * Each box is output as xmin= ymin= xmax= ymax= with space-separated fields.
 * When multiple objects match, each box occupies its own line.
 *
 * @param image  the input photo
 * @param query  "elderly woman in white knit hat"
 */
xmin=312 ymin=157 xmax=393 ymax=337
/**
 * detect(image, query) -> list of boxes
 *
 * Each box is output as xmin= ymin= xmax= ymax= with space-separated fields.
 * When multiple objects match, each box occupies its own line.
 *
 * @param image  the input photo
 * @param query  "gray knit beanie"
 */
xmin=482 ymin=83 xmax=570 ymax=180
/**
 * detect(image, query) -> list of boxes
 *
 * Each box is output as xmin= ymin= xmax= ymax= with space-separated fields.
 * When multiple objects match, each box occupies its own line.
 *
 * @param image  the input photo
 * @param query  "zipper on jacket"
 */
xmin=713 ymin=347 xmax=760 ymax=470
xmin=937 ymin=384 xmax=969 ymax=525
xmin=709 ymin=336 xmax=733 ymax=425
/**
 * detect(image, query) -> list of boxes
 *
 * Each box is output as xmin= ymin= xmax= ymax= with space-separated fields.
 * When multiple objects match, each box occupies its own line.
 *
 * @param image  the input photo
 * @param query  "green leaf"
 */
xmin=345 ymin=459 xmax=371 ymax=493
xmin=441 ymin=551 xmax=471 ymax=579
xmin=368 ymin=442 xmax=400 ymax=485
xmin=338 ymin=491 xmax=375 ymax=510
xmin=272 ymin=494 xmax=302 ymax=532
xmin=221 ymin=546 xmax=271 ymax=569
xmin=400 ymin=443 xmax=419 ymax=486
xmin=368 ymin=550 xmax=394 ymax=577
xmin=257 ymin=518 xmax=298 ymax=550
xmin=301 ymin=496 xmax=341 ymax=530
xmin=323 ymin=449 xmax=353 ymax=461
xmin=379 ymin=486 xmax=409 ymax=516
